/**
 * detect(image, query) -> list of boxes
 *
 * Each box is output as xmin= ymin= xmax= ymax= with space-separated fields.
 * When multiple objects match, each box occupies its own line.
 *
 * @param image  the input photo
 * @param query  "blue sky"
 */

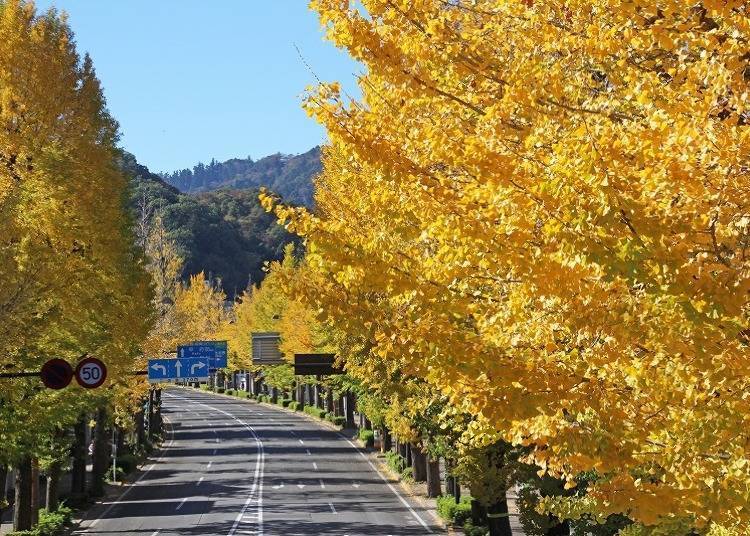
xmin=33 ymin=1 xmax=360 ymax=172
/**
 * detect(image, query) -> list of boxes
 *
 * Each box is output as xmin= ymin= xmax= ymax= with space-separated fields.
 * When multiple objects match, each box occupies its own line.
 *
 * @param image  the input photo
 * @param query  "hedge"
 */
xmin=358 ymin=428 xmax=375 ymax=448
xmin=288 ymin=401 xmax=301 ymax=411
xmin=7 ymin=505 xmax=74 ymax=536
xmin=437 ymin=495 xmax=473 ymax=526
xmin=303 ymin=405 xmax=327 ymax=419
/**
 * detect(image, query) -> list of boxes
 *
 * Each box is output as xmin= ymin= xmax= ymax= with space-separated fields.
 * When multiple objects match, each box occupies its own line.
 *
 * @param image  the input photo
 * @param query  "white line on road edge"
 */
xmin=167 ymin=393 xmax=265 ymax=536
xmin=306 ymin=449 xmax=311 ymax=456
xmin=319 ymin=479 xmax=325 ymax=489
xmin=313 ymin=462 xmax=318 ymax=470
xmin=197 ymin=477 xmax=204 ymax=485
xmin=298 ymin=439 xmax=304 ymax=445
xmin=328 ymin=502 xmax=337 ymax=514
xmin=342 ymin=438 xmax=433 ymax=534
xmin=207 ymin=461 xmax=212 ymax=470
xmin=176 ymin=498 xmax=187 ymax=510
xmin=83 ymin=417 xmax=176 ymax=530
xmin=150 ymin=531 xmax=160 ymax=536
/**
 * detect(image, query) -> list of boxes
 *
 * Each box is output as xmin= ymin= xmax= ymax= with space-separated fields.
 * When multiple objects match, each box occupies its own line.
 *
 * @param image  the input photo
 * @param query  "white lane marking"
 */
xmin=150 ymin=531 xmax=159 ymax=536
xmin=168 ymin=393 xmax=265 ymax=536
xmin=197 ymin=477 xmax=204 ymax=485
xmin=176 ymin=497 xmax=187 ymax=510
xmin=328 ymin=502 xmax=337 ymax=514
xmin=306 ymin=449 xmax=311 ymax=456
xmin=84 ymin=417 xmax=175 ymax=528
xmin=207 ymin=461 xmax=212 ymax=470
xmin=313 ymin=462 xmax=318 ymax=470
xmin=298 ymin=439 xmax=304 ymax=445
xmin=343 ymin=438 xmax=432 ymax=533
xmin=319 ymin=479 xmax=325 ymax=489
xmin=216 ymin=437 xmax=221 ymax=443
xmin=213 ymin=448 xmax=217 ymax=455
xmin=290 ymin=430 xmax=297 ymax=436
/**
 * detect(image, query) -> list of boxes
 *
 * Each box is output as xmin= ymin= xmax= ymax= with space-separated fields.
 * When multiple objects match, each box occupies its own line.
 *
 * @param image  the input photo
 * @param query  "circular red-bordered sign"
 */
xmin=40 ymin=359 xmax=73 ymax=390
xmin=75 ymin=357 xmax=107 ymax=389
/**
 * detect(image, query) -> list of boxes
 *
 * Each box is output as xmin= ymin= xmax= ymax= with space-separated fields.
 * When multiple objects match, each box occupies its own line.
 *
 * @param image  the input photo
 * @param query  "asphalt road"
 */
xmin=73 ymin=388 xmax=443 ymax=536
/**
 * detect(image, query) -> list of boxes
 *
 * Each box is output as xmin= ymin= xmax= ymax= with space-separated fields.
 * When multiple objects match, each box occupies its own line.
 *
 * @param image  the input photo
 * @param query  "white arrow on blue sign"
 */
xmin=147 ymin=357 xmax=211 ymax=383
xmin=178 ymin=341 xmax=228 ymax=369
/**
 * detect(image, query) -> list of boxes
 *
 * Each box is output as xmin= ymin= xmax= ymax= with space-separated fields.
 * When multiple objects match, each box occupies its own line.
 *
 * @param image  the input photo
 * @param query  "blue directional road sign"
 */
xmin=178 ymin=341 xmax=228 ymax=369
xmin=147 ymin=357 xmax=211 ymax=384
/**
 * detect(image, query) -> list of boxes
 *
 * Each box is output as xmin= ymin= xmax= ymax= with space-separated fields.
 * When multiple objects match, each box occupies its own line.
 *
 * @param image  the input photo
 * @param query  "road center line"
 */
xmin=168 ymin=393 xmax=265 ymax=536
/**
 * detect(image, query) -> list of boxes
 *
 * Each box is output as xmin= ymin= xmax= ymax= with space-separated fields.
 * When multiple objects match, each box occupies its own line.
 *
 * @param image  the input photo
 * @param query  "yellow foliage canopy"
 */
xmin=267 ymin=0 xmax=750 ymax=528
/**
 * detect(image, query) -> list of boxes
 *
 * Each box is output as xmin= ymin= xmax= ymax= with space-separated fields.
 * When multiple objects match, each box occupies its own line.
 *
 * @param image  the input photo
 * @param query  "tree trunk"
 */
xmin=135 ymin=407 xmax=145 ymax=448
xmin=411 ymin=445 xmax=427 ymax=482
xmin=325 ymin=388 xmax=333 ymax=413
xmin=344 ymin=392 xmax=355 ymax=428
xmin=426 ymin=453 xmax=441 ymax=497
xmin=30 ymin=457 xmax=39 ymax=526
xmin=471 ymin=499 xmax=485 ymax=525
xmin=148 ymin=389 xmax=156 ymax=438
xmin=363 ymin=417 xmax=372 ymax=430
xmin=46 ymin=459 xmax=61 ymax=512
xmin=445 ymin=458 xmax=455 ymax=496
xmin=90 ymin=407 xmax=110 ymax=497
xmin=380 ymin=427 xmax=391 ymax=453
xmin=314 ymin=382 xmax=321 ymax=408
xmin=547 ymin=518 xmax=571 ymax=536
xmin=13 ymin=456 xmax=32 ymax=531
xmin=154 ymin=389 xmax=163 ymax=435
xmin=487 ymin=494 xmax=513 ymax=536
xmin=405 ymin=443 xmax=413 ymax=467
xmin=71 ymin=416 xmax=87 ymax=498
xmin=0 ymin=464 xmax=7 ymax=508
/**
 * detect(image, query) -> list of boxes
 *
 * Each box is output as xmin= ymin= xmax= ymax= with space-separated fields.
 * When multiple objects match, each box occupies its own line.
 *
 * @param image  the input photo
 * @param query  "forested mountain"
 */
xmin=121 ymin=152 xmax=297 ymax=296
xmin=160 ymin=146 xmax=320 ymax=206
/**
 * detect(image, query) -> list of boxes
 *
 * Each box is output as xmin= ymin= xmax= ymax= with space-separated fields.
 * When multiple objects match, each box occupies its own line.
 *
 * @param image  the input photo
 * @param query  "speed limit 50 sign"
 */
xmin=75 ymin=357 xmax=107 ymax=388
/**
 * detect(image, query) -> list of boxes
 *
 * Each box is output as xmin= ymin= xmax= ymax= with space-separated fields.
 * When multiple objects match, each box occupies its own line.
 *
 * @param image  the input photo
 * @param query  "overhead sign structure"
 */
xmin=148 ymin=357 xmax=210 ymax=384
xmin=252 ymin=332 xmax=283 ymax=365
xmin=75 ymin=357 xmax=107 ymax=389
xmin=178 ymin=341 xmax=228 ymax=369
xmin=294 ymin=354 xmax=343 ymax=376
xmin=40 ymin=359 xmax=74 ymax=390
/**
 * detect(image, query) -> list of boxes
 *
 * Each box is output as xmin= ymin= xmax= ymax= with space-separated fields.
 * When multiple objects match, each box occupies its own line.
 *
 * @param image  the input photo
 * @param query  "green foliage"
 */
xmin=124 ymin=153 xmax=298 ymax=296
xmin=262 ymin=365 xmax=295 ymax=393
xmin=386 ymin=451 xmax=408 ymax=476
xmin=325 ymin=413 xmax=345 ymax=427
xmin=278 ymin=398 xmax=292 ymax=407
xmin=8 ymin=505 xmax=75 ymax=536
xmin=303 ymin=405 xmax=327 ymax=419
xmin=115 ymin=454 xmax=138 ymax=475
xmin=200 ymin=384 xmax=211 ymax=391
xmin=225 ymin=389 xmax=235 ymax=396
xmin=462 ymin=520 xmax=488 ymax=536
xmin=288 ymin=401 xmax=301 ymax=411
xmin=216 ymin=387 xmax=225 ymax=394
xmin=437 ymin=495 xmax=474 ymax=526
xmin=161 ymin=147 xmax=320 ymax=206
xmin=358 ymin=429 xmax=375 ymax=447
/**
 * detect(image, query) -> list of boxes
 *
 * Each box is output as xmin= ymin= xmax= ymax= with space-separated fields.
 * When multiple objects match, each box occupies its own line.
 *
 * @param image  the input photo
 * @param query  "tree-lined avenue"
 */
xmin=73 ymin=389 xmax=441 ymax=536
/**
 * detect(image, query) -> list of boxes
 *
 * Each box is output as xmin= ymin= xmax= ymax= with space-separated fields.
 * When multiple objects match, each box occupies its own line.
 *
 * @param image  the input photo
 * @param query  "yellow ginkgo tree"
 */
xmin=264 ymin=0 xmax=750 ymax=531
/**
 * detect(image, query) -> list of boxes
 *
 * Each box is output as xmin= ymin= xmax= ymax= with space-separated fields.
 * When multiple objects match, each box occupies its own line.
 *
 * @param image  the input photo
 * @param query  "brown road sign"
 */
xmin=293 ymin=354 xmax=343 ymax=376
